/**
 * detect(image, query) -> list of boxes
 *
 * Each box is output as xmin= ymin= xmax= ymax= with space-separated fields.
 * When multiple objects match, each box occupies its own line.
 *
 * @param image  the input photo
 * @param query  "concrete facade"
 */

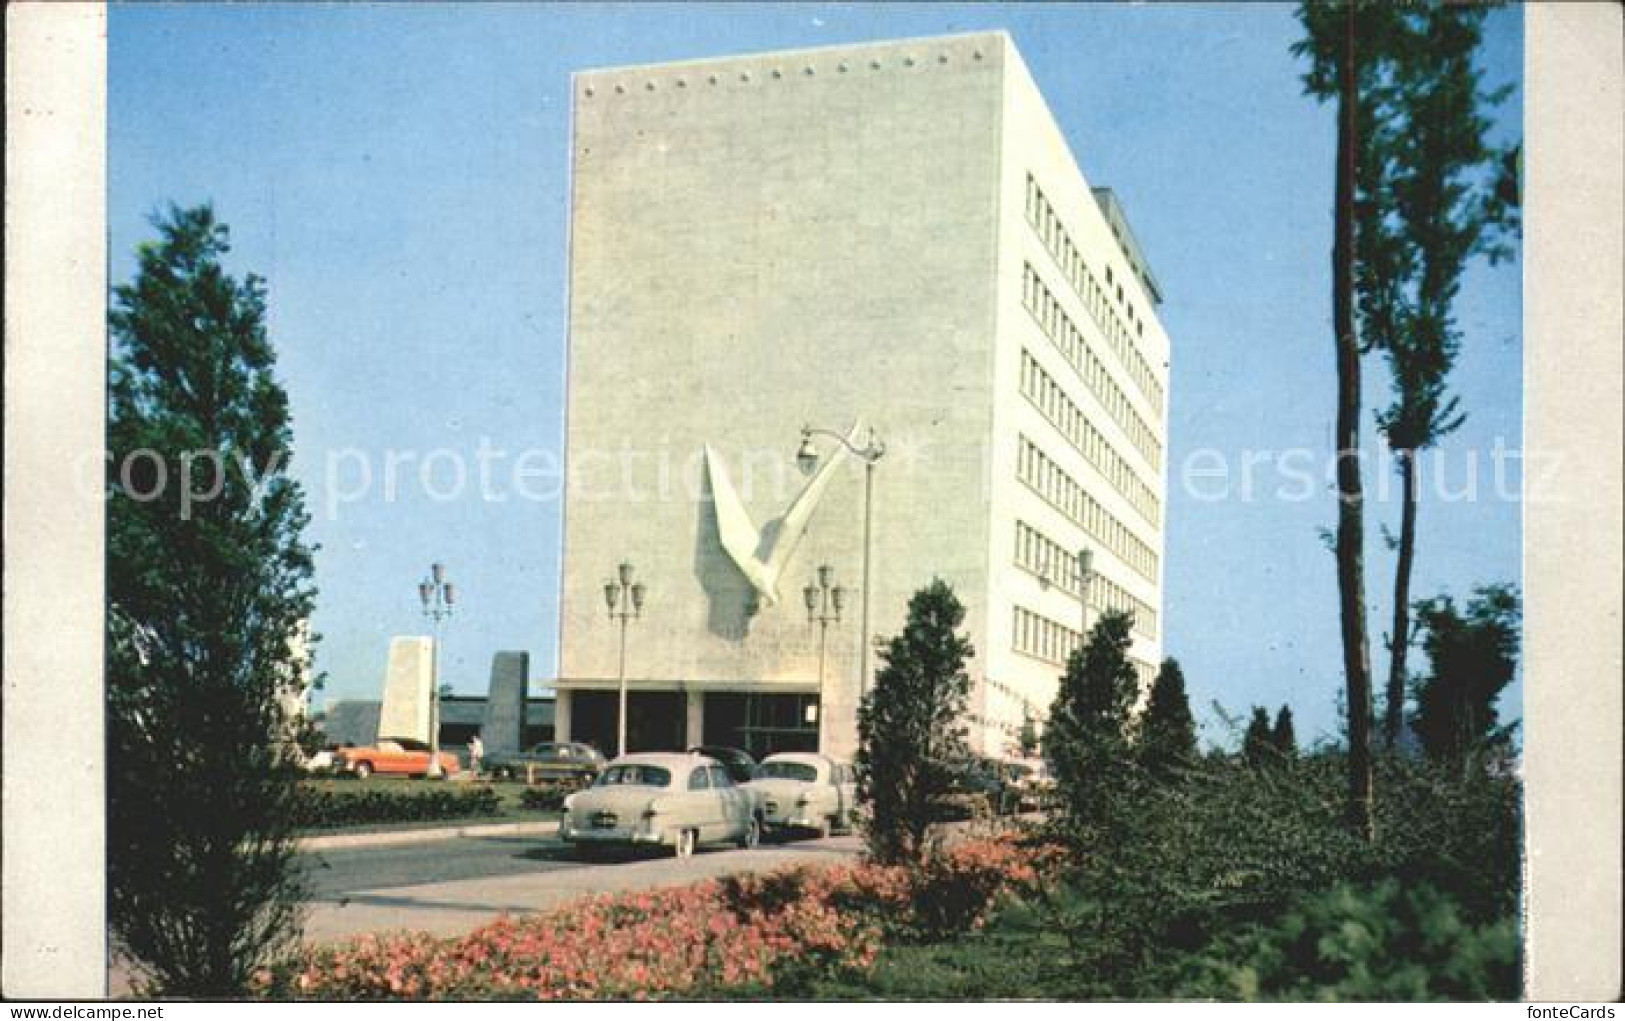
xmin=557 ymin=32 xmax=1169 ymax=760
xmin=482 ymin=651 xmax=531 ymax=755
xmin=322 ymin=697 xmax=556 ymax=750
xmin=377 ymin=636 xmax=434 ymax=744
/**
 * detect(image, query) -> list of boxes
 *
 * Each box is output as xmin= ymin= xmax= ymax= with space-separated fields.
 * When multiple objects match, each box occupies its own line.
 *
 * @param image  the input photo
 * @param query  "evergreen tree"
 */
xmin=1272 ymin=705 xmax=1299 ymax=760
xmin=107 ymin=205 xmax=317 ymax=994
xmin=1046 ymin=610 xmax=1138 ymax=833
xmin=856 ymin=579 xmax=973 ymax=865
xmin=1243 ymin=708 xmax=1276 ymax=769
xmin=1411 ymin=584 xmax=1520 ymax=764
xmin=1140 ymin=657 xmax=1197 ymax=779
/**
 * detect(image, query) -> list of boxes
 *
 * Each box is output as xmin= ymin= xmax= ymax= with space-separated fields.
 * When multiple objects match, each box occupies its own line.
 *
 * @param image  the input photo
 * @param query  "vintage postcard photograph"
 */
xmin=4 ymin=0 xmax=1621 ymax=1007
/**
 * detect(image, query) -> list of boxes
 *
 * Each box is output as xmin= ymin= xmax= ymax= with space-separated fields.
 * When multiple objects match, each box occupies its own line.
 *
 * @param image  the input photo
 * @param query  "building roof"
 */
xmin=1091 ymin=187 xmax=1164 ymax=305
xmin=575 ymin=29 xmax=1011 ymax=80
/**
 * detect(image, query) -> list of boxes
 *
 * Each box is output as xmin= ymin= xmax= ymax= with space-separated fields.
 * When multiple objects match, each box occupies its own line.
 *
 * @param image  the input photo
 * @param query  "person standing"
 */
xmin=469 ymin=733 xmax=485 ymax=776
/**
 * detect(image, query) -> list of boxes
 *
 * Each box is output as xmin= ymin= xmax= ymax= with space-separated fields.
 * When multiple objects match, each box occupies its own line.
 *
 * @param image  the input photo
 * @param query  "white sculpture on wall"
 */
xmin=704 ymin=421 xmax=860 ymax=609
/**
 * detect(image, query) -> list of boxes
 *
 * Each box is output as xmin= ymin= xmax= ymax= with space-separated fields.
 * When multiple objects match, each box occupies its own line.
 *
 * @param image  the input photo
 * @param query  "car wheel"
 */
xmin=674 ymin=828 xmax=697 ymax=859
xmin=739 ymin=817 xmax=761 ymax=849
xmin=353 ymin=761 xmax=373 ymax=779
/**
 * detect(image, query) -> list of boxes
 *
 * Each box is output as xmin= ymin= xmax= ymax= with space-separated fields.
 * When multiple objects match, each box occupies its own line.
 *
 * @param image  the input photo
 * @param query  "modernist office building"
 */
xmin=555 ymin=32 xmax=1170 ymax=761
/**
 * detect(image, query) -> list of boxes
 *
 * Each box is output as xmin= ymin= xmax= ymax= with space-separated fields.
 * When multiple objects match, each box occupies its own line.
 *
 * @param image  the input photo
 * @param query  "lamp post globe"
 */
xmin=418 ymin=563 xmax=455 ymax=780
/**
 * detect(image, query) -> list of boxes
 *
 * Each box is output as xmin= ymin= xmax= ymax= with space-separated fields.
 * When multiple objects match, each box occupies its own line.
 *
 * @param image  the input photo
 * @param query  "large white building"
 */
xmin=554 ymin=31 xmax=1169 ymax=761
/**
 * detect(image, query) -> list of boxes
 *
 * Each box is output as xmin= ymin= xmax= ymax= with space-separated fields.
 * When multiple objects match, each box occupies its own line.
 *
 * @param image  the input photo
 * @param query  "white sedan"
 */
xmin=743 ymin=752 xmax=857 ymax=838
xmin=558 ymin=753 xmax=761 ymax=858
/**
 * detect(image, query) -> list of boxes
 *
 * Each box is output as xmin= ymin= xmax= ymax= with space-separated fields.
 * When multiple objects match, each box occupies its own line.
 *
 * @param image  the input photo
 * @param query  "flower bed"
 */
xmin=295 ymin=782 xmax=502 ymax=830
xmin=259 ymin=831 xmax=1059 ymax=1000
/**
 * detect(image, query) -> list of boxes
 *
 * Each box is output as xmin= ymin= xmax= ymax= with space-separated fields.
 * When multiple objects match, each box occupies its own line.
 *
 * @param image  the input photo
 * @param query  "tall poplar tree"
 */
xmin=1292 ymin=0 xmax=1404 ymax=840
xmin=1370 ymin=5 xmax=1518 ymax=746
xmin=108 ymin=205 xmax=317 ymax=994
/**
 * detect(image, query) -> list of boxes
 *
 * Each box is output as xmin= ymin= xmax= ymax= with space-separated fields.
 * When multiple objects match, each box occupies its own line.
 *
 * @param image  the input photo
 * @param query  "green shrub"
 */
xmin=1036 ymin=750 xmax=1521 ymax=997
xmin=519 ymin=786 xmax=569 ymax=812
xmin=295 ymin=783 xmax=501 ymax=829
xmin=1180 ymin=880 xmax=1520 ymax=1001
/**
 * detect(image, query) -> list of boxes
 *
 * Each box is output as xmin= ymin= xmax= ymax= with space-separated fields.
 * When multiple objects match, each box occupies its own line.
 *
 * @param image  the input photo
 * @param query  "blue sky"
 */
xmin=109 ymin=2 xmax=1523 ymax=748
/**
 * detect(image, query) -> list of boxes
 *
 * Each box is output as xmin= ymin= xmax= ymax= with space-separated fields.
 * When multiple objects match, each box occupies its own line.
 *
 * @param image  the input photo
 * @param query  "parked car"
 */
xmin=686 ymin=746 xmax=759 ymax=784
xmin=334 ymin=737 xmax=460 ymax=779
xmin=559 ymin=753 xmax=761 ymax=858
xmin=302 ymin=748 xmax=338 ymax=774
xmin=1005 ymin=759 xmax=1055 ymax=810
xmin=744 ymin=752 xmax=857 ymax=838
xmin=937 ymin=756 xmax=1019 ymax=819
xmin=484 ymin=741 xmax=606 ymax=783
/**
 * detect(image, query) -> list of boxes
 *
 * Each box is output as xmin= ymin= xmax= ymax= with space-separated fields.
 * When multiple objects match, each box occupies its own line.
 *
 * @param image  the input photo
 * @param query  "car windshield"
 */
xmin=594 ymin=764 xmax=672 ymax=788
xmin=758 ymin=761 xmax=819 ymax=783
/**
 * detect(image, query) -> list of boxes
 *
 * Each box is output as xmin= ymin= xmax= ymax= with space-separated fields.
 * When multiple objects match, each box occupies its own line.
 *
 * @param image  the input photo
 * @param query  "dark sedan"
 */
xmin=686 ymin=745 xmax=759 ymax=785
xmin=484 ymin=741 xmax=607 ymax=783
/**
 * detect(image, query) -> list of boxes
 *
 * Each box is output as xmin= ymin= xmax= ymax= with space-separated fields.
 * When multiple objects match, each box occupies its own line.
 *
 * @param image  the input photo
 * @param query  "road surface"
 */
xmin=299 ymin=827 xmax=862 ymax=945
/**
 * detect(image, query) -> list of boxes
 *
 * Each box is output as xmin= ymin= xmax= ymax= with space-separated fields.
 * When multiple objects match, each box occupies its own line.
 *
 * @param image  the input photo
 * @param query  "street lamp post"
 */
xmin=796 ymin=425 xmax=884 ymax=695
xmin=604 ymin=561 xmax=646 ymax=758
xmin=803 ymin=564 xmax=846 ymax=753
xmin=1076 ymin=546 xmax=1094 ymax=641
xmin=417 ymin=563 xmax=455 ymax=779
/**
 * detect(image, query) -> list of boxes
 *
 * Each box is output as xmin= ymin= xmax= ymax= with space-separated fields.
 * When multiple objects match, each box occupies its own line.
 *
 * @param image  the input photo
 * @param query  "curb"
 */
xmin=298 ymin=818 xmax=561 ymax=852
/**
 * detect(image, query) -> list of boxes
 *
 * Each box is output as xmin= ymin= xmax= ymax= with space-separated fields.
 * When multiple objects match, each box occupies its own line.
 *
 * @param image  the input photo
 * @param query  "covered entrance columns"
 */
xmin=553 ymin=687 xmax=833 ymax=759
xmin=702 ymin=691 xmax=820 ymax=758
xmin=685 ymin=688 xmax=704 ymax=748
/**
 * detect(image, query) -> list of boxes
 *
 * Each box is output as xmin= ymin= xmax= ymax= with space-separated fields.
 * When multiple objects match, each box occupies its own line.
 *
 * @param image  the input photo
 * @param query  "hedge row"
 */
xmin=295 ymin=783 xmax=502 ymax=829
xmin=518 ymin=786 xmax=569 ymax=812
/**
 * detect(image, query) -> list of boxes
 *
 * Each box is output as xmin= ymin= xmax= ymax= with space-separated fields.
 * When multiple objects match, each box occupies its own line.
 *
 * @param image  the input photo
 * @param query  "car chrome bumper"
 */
xmin=559 ymin=822 xmax=667 ymax=846
xmin=761 ymin=807 xmax=820 ymax=830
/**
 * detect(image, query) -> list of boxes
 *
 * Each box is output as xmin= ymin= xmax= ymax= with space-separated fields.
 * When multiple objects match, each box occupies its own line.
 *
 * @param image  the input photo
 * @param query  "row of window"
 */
xmin=1022 ymin=263 xmax=1164 ymax=471
xmin=1013 ymin=604 xmax=1083 ymax=667
xmin=1023 ymin=173 xmax=1165 ymax=416
xmin=1013 ymin=520 xmax=1158 ymax=640
xmin=1012 ymin=606 xmax=1155 ymax=682
xmin=1020 ymin=348 xmax=1161 ymax=527
xmin=1017 ymin=435 xmax=1160 ymax=583
xmin=984 ymin=675 xmax=1031 ymax=710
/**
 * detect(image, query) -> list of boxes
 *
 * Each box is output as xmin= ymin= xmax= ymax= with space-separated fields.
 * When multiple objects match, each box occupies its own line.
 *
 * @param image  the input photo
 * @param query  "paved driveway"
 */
xmin=300 ymin=827 xmax=862 ymax=945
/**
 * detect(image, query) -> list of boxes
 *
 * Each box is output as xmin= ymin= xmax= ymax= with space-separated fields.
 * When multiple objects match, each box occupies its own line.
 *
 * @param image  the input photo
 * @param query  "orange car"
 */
xmin=335 ymin=737 xmax=459 ymax=779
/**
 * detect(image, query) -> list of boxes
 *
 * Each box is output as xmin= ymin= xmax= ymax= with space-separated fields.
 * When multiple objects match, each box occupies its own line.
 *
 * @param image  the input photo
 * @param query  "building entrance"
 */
xmin=571 ymin=690 xmax=686 ymax=756
xmin=703 ymin=692 xmax=819 ymax=757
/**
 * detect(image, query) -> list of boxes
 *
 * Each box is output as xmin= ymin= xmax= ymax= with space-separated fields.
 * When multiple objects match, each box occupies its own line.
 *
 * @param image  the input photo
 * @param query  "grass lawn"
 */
xmin=782 ymin=898 xmax=1076 ymax=1001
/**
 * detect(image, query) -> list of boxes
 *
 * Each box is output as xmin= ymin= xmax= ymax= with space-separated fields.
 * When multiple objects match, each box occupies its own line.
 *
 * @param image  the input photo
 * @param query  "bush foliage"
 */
xmin=1181 ymin=879 xmax=1520 ymax=1001
xmin=1029 ymin=750 xmax=1520 ymax=999
xmin=295 ymin=783 xmax=501 ymax=829
xmin=259 ymin=833 xmax=1054 ymax=1000
xmin=518 ymin=785 xmax=571 ymax=812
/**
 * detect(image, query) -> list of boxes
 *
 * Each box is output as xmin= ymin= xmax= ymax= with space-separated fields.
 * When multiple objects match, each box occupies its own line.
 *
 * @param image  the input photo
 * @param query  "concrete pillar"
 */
xmin=822 ymin=698 xmax=859 ymax=762
xmin=554 ymin=689 xmax=572 ymax=744
xmin=378 ymin=636 xmax=434 ymax=743
xmin=684 ymin=688 xmax=704 ymax=748
xmin=482 ymin=651 xmax=529 ymax=755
